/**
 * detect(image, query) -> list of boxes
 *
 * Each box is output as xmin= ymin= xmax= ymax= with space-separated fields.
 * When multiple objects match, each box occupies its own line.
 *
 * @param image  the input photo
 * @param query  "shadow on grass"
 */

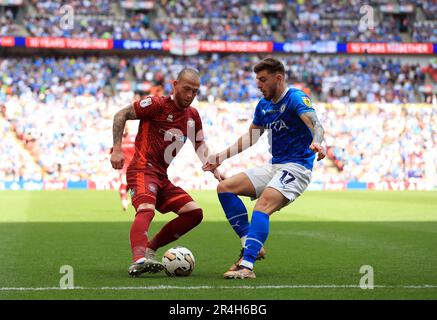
xmin=0 ymin=221 xmax=436 ymax=299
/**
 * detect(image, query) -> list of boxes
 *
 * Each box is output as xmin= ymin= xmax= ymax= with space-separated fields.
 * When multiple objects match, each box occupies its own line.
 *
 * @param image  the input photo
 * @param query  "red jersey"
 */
xmin=128 ymin=96 xmax=204 ymax=174
xmin=122 ymin=134 xmax=136 ymax=165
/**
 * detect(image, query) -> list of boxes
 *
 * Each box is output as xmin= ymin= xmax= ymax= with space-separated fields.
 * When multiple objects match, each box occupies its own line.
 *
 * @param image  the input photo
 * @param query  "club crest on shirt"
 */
xmin=302 ymin=96 xmax=312 ymax=107
xmin=187 ymin=118 xmax=195 ymax=128
xmin=148 ymin=183 xmax=157 ymax=193
xmin=280 ymin=104 xmax=286 ymax=113
xmin=140 ymin=97 xmax=152 ymax=108
xmin=167 ymin=114 xmax=174 ymax=122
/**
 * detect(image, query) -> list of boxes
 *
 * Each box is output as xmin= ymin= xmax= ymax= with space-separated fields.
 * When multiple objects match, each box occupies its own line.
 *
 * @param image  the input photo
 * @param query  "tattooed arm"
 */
xmin=300 ymin=111 xmax=326 ymax=161
xmin=110 ymin=103 xmax=138 ymax=169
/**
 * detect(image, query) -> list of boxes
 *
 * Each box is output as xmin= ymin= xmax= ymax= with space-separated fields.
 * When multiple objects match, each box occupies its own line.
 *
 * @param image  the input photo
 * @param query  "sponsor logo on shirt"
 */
xmin=265 ymin=120 xmax=289 ymax=132
xmin=148 ymin=183 xmax=157 ymax=193
xmin=302 ymin=97 xmax=312 ymax=107
xmin=187 ymin=118 xmax=195 ymax=127
xmin=262 ymin=108 xmax=278 ymax=115
xmin=140 ymin=97 xmax=152 ymax=108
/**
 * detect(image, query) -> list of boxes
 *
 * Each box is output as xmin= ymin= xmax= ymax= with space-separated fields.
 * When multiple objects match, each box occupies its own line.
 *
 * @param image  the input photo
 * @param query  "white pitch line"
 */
xmin=1 ymin=285 xmax=437 ymax=291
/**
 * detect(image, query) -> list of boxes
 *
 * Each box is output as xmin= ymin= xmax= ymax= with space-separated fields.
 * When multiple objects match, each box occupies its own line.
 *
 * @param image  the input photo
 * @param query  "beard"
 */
xmin=174 ymin=95 xmax=191 ymax=109
xmin=263 ymin=91 xmax=273 ymax=100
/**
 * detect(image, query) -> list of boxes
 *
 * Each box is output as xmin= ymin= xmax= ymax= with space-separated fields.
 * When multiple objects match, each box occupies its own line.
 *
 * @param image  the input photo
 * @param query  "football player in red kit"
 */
xmin=119 ymin=126 xmax=135 ymax=211
xmin=110 ymin=68 xmax=222 ymax=277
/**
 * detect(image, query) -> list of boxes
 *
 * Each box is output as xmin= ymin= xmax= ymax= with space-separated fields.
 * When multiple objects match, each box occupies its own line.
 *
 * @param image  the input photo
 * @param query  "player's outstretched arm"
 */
xmin=111 ymin=103 xmax=137 ymax=169
xmin=202 ymin=123 xmax=264 ymax=171
xmin=300 ymin=111 xmax=326 ymax=161
xmin=194 ymin=140 xmax=225 ymax=181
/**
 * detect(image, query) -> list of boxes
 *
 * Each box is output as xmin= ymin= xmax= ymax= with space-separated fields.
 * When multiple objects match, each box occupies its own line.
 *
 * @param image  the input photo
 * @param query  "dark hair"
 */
xmin=253 ymin=58 xmax=285 ymax=75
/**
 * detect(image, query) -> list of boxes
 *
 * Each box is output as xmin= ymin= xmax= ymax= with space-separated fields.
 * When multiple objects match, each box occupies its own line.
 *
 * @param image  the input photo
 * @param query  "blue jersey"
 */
xmin=252 ymin=88 xmax=316 ymax=170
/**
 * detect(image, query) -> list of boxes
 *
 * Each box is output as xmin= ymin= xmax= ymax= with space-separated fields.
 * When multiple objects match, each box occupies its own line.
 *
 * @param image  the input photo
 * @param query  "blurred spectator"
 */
xmin=29 ymin=0 xmax=111 ymax=16
xmin=420 ymin=0 xmax=437 ymax=20
xmin=283 ymin=2 xmax=403 ymax=42
xmin=412 ymin=21 xmax=437 ymax=42
xmin=0 ymin=114 xmax=41 ymax=181
xmin=316 ymin=103 xmax=437 ymax=184
xmin=0 ymin=54 xmax=435 ymax=188
xmin=0 ymin=7 xmax=22 ymax=36
xmin=153 ymin=0 xmax=274 ymax=41
xmin=0 ymin=0 xmax=433 ymax=43
xmin=131 ymin=54 xmax=431 ymax=104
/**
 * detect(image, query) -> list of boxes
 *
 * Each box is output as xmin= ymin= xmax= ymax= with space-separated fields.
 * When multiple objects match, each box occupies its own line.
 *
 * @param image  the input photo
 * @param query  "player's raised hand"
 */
xmin=111 ymin=149 xmax=125 ymax=169
xmin=309 ymin=142 xmax=326 ymax=161
xmin=202 ymin=154 xmax=221 ymax=172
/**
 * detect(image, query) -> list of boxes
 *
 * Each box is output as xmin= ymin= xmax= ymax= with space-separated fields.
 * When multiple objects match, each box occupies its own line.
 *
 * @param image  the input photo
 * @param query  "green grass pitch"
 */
xmin=0 ymin=190 xmax=436 ymax=300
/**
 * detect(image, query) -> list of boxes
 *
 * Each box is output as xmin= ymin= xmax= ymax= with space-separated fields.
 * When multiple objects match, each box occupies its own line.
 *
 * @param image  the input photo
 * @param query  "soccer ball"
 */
xmin=162 ymin=246 xmax=195 ymax=277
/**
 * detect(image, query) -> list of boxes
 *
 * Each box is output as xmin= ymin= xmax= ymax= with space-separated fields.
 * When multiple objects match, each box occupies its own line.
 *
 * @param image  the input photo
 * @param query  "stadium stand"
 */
xmin=22 ymin=0 xmax=154 ymax=39
xmin=152 ymin=0 xmax=275 ymax=41
xmin=0 ymin=1 xmax=436 ymax=191
xmin=0 ymin=0 xmax=434 ymax=42
xmin=0 ymin=110 xmax=41 ymax=182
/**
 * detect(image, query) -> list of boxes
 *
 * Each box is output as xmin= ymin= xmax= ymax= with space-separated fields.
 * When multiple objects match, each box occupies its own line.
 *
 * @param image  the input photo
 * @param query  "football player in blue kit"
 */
xmin=202 ymin=58 xmax=326 ymax=279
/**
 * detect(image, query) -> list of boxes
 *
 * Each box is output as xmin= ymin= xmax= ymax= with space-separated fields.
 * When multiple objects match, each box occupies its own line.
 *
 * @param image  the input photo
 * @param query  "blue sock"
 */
xmin=240 ymin=211 xmax=270 ymax=270
xmin=218 ymin=192 xmax=249 ymax=240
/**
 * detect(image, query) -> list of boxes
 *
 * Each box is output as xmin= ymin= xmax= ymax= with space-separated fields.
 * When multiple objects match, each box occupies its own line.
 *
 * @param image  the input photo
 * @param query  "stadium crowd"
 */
xmin=29 ymin=0 xmax=111 ymax=16
xmin=0 ymin=56 xmax=128 ymax=184
xmin=130 ymin=54 xmax=434 ymax=104
xmin=420 ymin=0 xmax=437 ymax=20
xmin=281 ymin=16 xmax=403 ymax=43
xmin=1 ymin=0 xmax=436 ymax=189
xmin=0 ymin=7 xmax=21 ymax=36
xmin=2 ymin=54 xmax=432 ymax=106
xmin=412 ymin=21 xmax=437 ymax=43
xmin=0 ymin=115 xmax=41 ymax=182
xmin=320 ymin=103 xmax=436 ymax=183
xmin=153 ymin=0 xmax=275 ymax=41
xmin=24 ymin=13 xmax=154 ymax=40
xmin=293 ymin=0 xmax=364 ymax=20
xmin=1 ymin=54 xmax=435 ymax=188
xmin=23 ymin=0 xmax=154 ymax=40
xmin=0 ymin=0 xmax=435 ymax=43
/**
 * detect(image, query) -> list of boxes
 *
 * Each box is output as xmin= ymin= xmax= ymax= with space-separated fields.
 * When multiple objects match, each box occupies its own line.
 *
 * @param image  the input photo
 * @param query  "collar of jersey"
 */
xmin=168 ymin=95 xmax=186 ymax=112
xmin=270 ymin=88 xmax=289 ymax=107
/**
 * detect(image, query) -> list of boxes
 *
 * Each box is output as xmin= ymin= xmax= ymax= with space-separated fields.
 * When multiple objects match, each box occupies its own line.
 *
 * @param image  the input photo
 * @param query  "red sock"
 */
xmin=130 ymin=209 xmax=155 ymax=262
xmin=148 ymin=209 xmax=203 ymax=251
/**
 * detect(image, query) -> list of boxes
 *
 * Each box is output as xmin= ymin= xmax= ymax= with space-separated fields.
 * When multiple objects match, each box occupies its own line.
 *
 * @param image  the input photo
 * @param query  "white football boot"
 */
xmin=128 ymin=248 xmax=165 ymax=277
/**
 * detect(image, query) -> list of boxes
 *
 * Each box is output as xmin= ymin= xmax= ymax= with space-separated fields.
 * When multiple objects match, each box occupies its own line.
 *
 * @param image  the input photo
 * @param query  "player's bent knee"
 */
xmin=137 ymin=203 xmax=155 ymax=211
xmin=178 ymin=201 xmax=200 ymax=213
xmin=217 ymin=178 xmax=241 ymax=194
xmin=192 ymin=208 xmax=203 ymax=224
xmin=183 ymin=208 xmax=203 ymax=226
xmin=217 ymin=180 xmax=231 ymax=193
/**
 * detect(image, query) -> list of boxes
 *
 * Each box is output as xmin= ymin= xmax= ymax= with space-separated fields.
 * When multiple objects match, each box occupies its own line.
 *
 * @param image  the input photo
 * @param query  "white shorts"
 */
xmin=244 ymin=162 xmax=312 ymax=204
